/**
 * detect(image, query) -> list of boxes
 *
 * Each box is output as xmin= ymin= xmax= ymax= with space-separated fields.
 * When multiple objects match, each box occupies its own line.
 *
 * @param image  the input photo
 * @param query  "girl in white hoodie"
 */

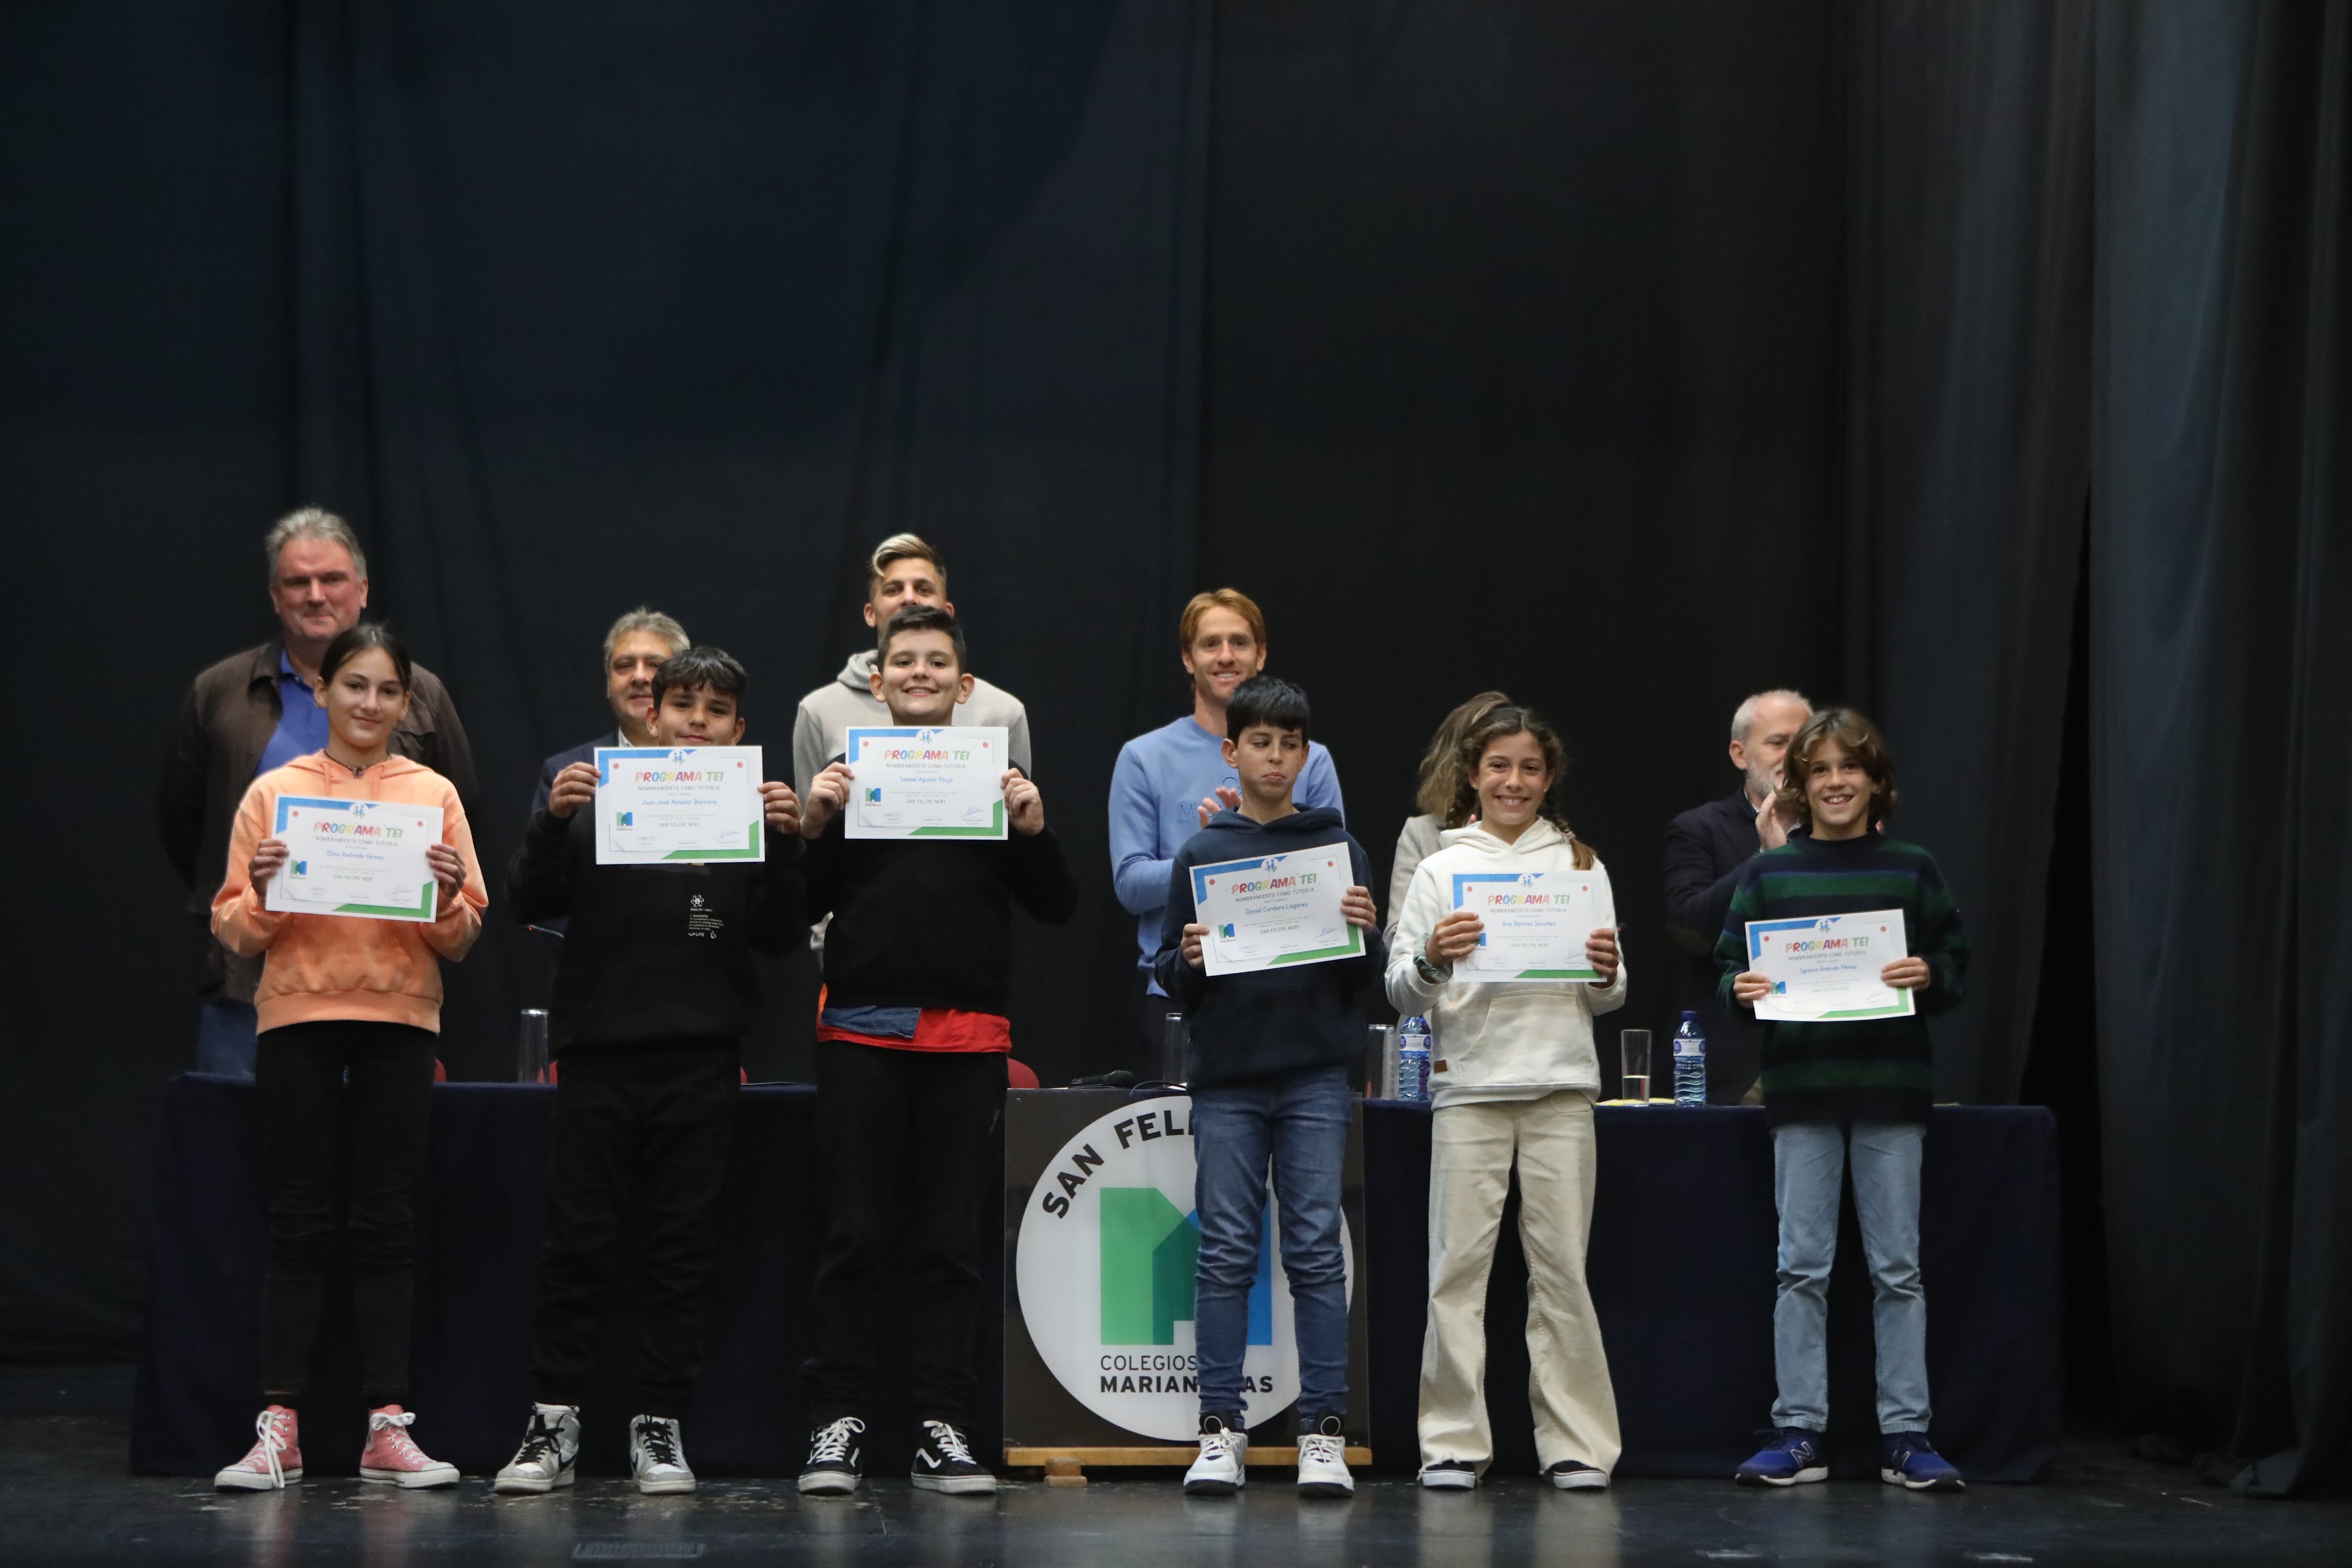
xmin=1386 ymin=704 xmax=1625 ymax=1491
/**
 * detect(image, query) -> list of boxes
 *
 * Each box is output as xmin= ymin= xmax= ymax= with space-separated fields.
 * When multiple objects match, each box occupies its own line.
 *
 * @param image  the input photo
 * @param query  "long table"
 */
xmin=133 ymin=1076 xmax=2058 ymax=1480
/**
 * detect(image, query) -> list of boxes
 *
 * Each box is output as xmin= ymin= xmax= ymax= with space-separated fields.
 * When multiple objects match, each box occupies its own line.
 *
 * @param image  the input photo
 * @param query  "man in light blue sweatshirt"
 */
xmin=1108 ymin=589 xmax=1344 ymax=1066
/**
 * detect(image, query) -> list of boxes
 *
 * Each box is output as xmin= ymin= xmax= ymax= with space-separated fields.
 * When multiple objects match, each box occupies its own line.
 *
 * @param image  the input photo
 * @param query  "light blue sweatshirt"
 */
xmin=1107 ymin=714 xmax=1345 ymax=994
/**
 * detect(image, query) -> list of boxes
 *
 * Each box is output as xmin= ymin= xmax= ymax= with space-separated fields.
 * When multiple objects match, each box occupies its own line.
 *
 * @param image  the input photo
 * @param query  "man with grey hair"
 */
xmin=1660 ymin=689 xmax=1814 ymax=1102
xmin=791 ymin=533 xmax=1030 ymax=800
xmin=158 ymin=507 xmax=477 ymax=1076
xmin=527 ymin=606 xmax=692 ymax=821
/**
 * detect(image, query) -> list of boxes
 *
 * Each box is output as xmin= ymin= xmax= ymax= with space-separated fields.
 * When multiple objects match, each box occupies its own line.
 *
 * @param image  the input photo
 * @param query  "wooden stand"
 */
xmin=1007 ymin=1444 xmax=1375 ymax=1477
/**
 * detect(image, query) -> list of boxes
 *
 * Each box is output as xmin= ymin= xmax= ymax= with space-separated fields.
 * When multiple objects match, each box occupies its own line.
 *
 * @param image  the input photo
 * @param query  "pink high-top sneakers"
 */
xmin=215 ymin=1405 xmax=303 ymax=1491
xmin=358 ymin=1405 xmax=459 ymax=1489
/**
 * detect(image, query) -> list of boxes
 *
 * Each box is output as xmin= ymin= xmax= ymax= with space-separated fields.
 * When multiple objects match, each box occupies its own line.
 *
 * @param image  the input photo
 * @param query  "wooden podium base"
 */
xmin=1005 ymin=1445 xmax=1374 ymax=1468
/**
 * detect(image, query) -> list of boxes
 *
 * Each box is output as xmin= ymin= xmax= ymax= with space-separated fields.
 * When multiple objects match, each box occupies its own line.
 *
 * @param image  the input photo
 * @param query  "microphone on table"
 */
xmin=1068 ymin=1070 xmax=1136 ymax=1090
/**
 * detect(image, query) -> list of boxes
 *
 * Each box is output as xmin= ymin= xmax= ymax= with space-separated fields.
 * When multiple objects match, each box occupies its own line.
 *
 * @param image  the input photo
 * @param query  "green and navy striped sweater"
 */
xmin=1713 ymin=831 xmax=1967 ymax=1126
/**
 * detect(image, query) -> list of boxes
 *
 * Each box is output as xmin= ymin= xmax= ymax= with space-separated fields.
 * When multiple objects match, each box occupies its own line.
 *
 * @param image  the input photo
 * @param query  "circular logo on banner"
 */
xmin=1014 ymin=1095 xmax=1354 ymax=1442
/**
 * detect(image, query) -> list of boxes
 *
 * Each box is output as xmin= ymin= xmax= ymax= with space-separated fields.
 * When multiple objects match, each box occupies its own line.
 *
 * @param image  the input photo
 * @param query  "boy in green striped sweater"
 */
xmin=1715 ymin=709 xmax=1969 ymax=1492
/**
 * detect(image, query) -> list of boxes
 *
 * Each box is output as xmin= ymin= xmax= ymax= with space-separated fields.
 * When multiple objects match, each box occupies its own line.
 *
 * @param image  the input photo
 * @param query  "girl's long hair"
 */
xmin=1414 ymin=690 xmax=1513 ymax=825
xmin=1455 ymin=704 xmax=1595 ymax=869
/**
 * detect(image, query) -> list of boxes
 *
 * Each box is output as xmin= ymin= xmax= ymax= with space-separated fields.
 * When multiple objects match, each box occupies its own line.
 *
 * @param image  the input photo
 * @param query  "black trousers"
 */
xmin=804 ymin=1041 xmax=1005 ymax=1428
xmin=254 ymin=1018 xmax=438 ymax=1408
xmin=530 ymin=1040 xmax=740 ymax=1419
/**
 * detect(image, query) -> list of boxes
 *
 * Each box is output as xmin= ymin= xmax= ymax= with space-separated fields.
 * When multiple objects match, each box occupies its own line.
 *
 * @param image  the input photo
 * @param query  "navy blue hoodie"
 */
xmin=1153 ymin=807 xmax=1386 ymax=1087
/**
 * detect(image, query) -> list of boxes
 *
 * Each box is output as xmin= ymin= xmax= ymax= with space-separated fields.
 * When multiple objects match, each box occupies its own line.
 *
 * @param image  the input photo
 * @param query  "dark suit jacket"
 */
xmin=1661 ymin=788 xmax=1767 ymax=1101
xmin=158 ymin=638 xmax=477 ymax=998
xmin=524 ymin=732 xmax=622 ymax=938
xmin=528 ymin=731 xmax=621 ymax=824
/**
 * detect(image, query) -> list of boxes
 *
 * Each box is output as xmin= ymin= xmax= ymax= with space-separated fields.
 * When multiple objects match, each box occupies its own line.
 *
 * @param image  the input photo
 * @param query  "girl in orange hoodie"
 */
xmin=208 ymin=624 xmax=487 ymax=1493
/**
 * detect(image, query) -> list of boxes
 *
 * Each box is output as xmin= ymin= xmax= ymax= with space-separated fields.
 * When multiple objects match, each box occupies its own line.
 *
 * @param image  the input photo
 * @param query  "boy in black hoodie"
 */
xmin=1157 ymin=675 xmax=1384 ymax=1500
xmin=495 ymin=646 xmax=805 ymax=1496
xmin=793 ymin=606 xmax=1075 ymax=1498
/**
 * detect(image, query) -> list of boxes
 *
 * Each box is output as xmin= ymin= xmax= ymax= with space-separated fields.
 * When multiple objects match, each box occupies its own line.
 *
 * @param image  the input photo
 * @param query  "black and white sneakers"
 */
xmin=1183 ymin=1413 xmax=1249 ymax=1496
xmin=492 ymin=1403 xmax=581 ymax=1494
xmin=1544 ymin=1459 xmax=1609 ymax=1491
xmin=629 ymin=1415 xmax=695 ymax=1495
xmin=1418 ymin=1458 xmax=1478 ymax=1489
xmin=910 ymin=1419 xmax=997 ymax=1495
xmin=1296 ymin=1415 xmax=1354 ymax=1497
xmin=798 ymin=1416 xmax=867 ymax=1496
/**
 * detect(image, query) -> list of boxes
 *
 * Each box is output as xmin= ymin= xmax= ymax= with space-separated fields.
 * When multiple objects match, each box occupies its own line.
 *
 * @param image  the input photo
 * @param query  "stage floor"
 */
xmin=7 ymin=1369 xmax=2346 ymax=1567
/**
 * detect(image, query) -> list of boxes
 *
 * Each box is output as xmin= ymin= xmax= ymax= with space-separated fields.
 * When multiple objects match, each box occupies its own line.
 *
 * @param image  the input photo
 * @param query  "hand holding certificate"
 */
xmin=262 ymin=797 xmax=445 ymax=921
xmin=841 ymin=727 xmax=1012 ymax=839
xmin=1449 ymin=870 xmax=1615 ymax=982
xmin=1742 ymin=909 xmax=1917 ymax=1021
xmin=594 ymin=746 xmax=766 ymax=864
xmin=1189 ymin=845 xmax=1366 ymax=976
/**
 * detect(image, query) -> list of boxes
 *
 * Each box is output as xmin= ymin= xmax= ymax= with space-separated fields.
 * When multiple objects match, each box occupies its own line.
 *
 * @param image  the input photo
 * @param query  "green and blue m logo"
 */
xmin=1098 ymin=1188 xmax=1271 ymax=1346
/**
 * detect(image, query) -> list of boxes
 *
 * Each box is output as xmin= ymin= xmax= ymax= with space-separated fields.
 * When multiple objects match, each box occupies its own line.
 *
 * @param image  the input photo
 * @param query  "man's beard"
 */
xmin=1746 ymin=763 xmax=1780 ymax=805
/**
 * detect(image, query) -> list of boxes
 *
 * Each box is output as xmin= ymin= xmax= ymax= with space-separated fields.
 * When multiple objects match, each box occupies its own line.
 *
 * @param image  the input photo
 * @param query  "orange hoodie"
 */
xmin=212 ymin=753 xmax=488 ymax=1034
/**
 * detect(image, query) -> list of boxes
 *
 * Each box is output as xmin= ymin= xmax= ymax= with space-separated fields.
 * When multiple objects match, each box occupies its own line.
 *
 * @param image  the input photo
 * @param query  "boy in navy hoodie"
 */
xmin=1157 ymin=675 xmax=1384 ymax=1500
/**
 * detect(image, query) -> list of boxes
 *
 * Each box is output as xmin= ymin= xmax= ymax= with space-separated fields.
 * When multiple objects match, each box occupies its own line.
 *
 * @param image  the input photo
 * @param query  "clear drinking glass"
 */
xmin=1366 ymin=1023 xmax=1398 ymax=1100
xmin=1620 ymin=1028 xmax=1652 ymax=1104
xmin=518 ymin=1008 xmax=550 ymax=1084
xmin=1161 ymin=1012 xmax=1192 ymax=1087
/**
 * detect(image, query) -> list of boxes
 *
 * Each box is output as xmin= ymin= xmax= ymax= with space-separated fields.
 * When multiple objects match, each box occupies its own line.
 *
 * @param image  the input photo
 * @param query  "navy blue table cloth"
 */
xmin=133 ymin=1075 xmax=1001 ymax=1479
xmin=134 ymin=1077 xmax=2056 ymax=1479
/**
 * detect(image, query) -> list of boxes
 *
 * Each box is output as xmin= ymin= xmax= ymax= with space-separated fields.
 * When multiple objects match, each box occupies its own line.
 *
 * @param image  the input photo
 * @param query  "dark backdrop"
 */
xmin=2 ymin=0 xmax=2343 ymax=1496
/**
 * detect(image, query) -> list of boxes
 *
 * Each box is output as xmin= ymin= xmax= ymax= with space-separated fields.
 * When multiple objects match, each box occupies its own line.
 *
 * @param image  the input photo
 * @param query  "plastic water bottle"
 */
xmin=1397 ymin=1016 xmax=1433 ymax=1103
xmin=1673 ymin=1011 xmax=1708 ymax=1105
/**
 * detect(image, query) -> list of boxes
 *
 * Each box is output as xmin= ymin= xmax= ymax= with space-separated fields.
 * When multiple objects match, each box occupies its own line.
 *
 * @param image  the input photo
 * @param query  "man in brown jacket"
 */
xmin=157 ymin=508 xmax=477 ymax=1076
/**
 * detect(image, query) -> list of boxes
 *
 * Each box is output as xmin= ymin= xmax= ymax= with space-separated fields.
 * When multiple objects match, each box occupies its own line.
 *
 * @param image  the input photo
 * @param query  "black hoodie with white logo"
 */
xmin=1153 ymin=807 xmax=1386 ymax=1088
xmin=509 ymin=806 xmax=805 ymax=1053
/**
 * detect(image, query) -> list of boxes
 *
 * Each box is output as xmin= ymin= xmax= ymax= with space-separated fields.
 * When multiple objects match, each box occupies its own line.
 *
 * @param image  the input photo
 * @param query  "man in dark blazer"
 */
xmin=1661 ymin=689 xmax=1812 ymax=1102
xmin=159 ymin=509 xmax=477 ymax=1076
xmin=525 ymin=607 xmax=691 ymax=821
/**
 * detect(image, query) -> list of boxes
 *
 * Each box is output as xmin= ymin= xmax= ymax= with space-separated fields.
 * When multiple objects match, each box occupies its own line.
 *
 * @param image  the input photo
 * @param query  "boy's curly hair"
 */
xmin=1775 ymin=707 xmax=1899 ymax=825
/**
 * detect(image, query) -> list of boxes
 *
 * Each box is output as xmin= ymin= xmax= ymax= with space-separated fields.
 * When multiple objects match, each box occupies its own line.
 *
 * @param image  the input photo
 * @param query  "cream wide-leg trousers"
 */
xmin=1417 ymin=1089 xmax=1622 ymax=1474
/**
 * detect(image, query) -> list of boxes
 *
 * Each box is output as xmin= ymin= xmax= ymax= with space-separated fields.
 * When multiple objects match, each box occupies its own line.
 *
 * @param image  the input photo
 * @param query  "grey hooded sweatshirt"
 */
xmin=790 ymin=649 xmax=1033 ymax=800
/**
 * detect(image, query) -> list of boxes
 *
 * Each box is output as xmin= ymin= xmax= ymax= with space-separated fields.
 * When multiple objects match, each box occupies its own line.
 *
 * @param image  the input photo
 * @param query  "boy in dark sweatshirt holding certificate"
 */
xmin=794 ymin=605 xmax=1076 ymax=1498
xmin=1716 ymin=708 xmax=1969 ymax=1493
xmin=1158 ymin=675 xmax=1384 ymax=1501
xmin=496 ymin=646 xmax=805 ymax=1496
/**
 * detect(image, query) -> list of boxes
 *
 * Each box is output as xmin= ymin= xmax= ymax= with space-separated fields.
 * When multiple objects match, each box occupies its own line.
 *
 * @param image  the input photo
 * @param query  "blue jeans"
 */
xmin=196 ymin=999 xmax=259 ymax=1080
xmin=1770 ymin=1120 xmax=1931 ymax=1434
xmin=1190 ymin=1065 xmax=1352 ymax=1426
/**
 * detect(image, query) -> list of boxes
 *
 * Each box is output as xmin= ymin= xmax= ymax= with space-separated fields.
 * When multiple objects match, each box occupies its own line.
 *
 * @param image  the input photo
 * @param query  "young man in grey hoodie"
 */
xmin=790 ymin=535 xmax=1032 ymax=800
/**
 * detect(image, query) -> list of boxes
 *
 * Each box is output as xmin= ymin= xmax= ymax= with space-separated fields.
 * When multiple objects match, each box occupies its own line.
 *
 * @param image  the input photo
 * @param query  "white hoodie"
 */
xmin=1385 ymin=819 xmax=1628 ymax=1107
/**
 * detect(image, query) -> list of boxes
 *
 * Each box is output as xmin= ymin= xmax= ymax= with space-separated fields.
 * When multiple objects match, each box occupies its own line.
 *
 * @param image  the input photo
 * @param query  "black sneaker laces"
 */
xmin=923 ymin=1420 xmax=976 ymax=1466
xmin=635 ymin=1418 xmax=681 ymax=1467
xmin=516 ymin=1416 xmax=561 ymax=1467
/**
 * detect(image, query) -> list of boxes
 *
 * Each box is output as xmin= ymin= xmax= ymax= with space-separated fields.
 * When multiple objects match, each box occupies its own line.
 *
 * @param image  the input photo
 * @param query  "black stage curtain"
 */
xmin=2090 ymin=0 xmax=2352 ymax=1497
xmin=1 ymin=0 xmax=1210 ymax=1357
xmin=4 ymin=2 xmax=2344 ymax=1496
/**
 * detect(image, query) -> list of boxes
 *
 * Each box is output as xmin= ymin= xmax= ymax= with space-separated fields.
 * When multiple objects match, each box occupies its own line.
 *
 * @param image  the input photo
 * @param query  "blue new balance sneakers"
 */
xmin=1880 ymin=1432 xmax=1965 ymax=1492
xmin=1734 ymin=1427 xmax=1827 ymax=1486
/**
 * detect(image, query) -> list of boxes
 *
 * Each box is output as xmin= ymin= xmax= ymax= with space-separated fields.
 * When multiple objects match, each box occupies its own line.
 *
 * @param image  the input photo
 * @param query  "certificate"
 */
xmin=1192 ymin=844 xmax=1363 ymax=976
xmin=1746 ymin=909 xmax=1916 ymax=1022
xmin=845 ymin=727 xmax=1008 ymax=840
xmin=594 ymin=746 xmax=765 ymax=865
xmin=1451 ymin=870 xmax=1612 ymax=981
xmin=264 ymin=796 xmax=443 ymax=922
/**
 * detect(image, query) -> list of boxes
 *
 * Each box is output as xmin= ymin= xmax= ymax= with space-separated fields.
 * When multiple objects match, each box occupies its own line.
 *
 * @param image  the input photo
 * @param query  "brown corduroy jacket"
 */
xmin=157 ymin=638 xmax=478 ymax=1000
